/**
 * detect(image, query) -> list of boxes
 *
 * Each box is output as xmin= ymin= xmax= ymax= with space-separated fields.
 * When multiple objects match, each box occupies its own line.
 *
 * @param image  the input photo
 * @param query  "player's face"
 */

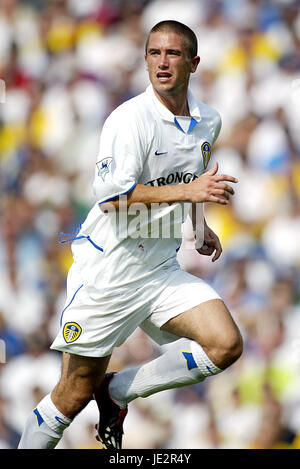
xmin=145 ymin=31 xmax=200 ymax=97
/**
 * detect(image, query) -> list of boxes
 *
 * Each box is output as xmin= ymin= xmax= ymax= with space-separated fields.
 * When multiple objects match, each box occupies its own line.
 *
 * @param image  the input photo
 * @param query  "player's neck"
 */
xmin=153 ymin=87 xmax=190 ymax=117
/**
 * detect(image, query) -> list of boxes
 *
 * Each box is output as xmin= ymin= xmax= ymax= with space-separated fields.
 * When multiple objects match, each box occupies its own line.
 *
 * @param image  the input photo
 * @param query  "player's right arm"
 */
xmin=93 ymin=106 xmax=237 ymax=212
xmin=100 ymin=162 xmax=237 ymax=211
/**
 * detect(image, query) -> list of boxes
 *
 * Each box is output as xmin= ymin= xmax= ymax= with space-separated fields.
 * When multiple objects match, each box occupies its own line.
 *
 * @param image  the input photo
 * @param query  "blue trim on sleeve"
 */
xmin=98 ymin=181 xmax=137 ymax=206
xmin=60 ymin=284 xmax=84 ymax=327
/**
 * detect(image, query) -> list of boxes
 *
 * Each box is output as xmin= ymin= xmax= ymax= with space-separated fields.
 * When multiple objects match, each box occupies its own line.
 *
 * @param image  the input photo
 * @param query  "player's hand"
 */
xmin=187 ymin=162 xmax=238 ymax=205
xmin=197 ymin=225 xmax=222 ymax=262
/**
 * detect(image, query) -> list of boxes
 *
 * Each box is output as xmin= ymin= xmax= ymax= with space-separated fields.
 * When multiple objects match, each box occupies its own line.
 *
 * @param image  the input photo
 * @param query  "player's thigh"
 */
xmin=161 ymin=298 xmax=242 ymax=353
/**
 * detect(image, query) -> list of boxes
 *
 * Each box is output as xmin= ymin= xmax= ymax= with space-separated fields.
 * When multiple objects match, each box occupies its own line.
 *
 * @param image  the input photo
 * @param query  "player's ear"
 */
xmin=144 ymin=54 xmax=148 ymax=70
xmin=191 ymin=55 xmax=200 ymax=73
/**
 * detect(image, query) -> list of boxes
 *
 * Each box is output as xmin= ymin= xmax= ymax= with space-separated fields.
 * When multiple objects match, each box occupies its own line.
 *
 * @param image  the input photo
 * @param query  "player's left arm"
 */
xmin=196 ymin=217 xmax=222 ymax=262
xmin=196 ymin=109 xmax=223 ymax=262
xmin=188 ymin=202 xmax=222 ymax=262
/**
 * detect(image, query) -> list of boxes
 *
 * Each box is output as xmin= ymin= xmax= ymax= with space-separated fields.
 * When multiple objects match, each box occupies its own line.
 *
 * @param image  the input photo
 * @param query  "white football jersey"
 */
xmin=67 ymin=85 xmax=221 ymax=299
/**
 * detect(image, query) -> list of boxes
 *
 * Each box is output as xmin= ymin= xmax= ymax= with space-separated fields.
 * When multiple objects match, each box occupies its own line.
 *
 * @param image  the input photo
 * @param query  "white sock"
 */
xmin=109 ymin=338 xmax=222 ymax=409
xmin=18 ymin=394 xmax=72 ymax=449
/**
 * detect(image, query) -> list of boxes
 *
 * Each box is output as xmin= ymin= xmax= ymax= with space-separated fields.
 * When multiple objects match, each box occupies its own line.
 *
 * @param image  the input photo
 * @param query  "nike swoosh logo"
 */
xmin=206 ymin=365 xmax=216 ymax=375
xmin=155 ymin=151 xmax=168 ymax=156
xmin=55 ymin=416 xmax=68 ymax=426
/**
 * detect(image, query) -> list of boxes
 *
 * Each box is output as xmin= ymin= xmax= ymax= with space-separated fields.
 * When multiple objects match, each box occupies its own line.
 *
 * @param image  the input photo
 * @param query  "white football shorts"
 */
xmin=51 ymin=262 xmax=221 ymax=357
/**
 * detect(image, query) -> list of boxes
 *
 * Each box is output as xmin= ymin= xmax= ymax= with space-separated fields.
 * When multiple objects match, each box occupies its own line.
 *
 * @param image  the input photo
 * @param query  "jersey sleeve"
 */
xmin=92 ymin=107 xmax=145 ymax=205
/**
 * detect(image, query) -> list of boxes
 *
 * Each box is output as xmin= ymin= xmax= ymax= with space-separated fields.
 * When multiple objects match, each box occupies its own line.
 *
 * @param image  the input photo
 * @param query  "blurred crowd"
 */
xmin=0 ymin=0 xmax=300 ymax=449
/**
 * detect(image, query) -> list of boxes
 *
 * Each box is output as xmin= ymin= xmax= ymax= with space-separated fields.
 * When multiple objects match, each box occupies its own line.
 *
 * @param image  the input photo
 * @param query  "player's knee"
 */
xmin=204 ymin=328 xmax=243 ymax=370
xmin=217 ymin=329 xmax=243 ymax=369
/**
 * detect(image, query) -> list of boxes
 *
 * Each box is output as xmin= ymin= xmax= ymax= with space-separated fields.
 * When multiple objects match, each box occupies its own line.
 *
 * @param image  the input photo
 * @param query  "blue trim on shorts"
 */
xmin=86 ymin=236 xmax=103 ymax=251
xmin=58 ymin=224 xmax=82 ymax=243
xmin=58 ymin=225 xmax=103 ymax=252
xmin=60 ymin=284 xmax=84 ymax=327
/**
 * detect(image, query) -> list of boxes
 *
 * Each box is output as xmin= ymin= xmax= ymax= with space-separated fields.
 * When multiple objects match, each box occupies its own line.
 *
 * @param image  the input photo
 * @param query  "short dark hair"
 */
xmin=145 ymin=20 xmax=198 ymax=58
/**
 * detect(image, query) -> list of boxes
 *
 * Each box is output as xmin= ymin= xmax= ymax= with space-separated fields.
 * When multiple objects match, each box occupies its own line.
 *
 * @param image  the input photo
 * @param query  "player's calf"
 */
xmin=51 ymin=352 xmax=110 ymax=419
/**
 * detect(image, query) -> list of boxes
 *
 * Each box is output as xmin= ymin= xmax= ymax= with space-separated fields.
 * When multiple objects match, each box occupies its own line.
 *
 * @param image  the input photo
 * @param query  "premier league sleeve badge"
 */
xmin=96 ymin=157 xmax=113 ymax=181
